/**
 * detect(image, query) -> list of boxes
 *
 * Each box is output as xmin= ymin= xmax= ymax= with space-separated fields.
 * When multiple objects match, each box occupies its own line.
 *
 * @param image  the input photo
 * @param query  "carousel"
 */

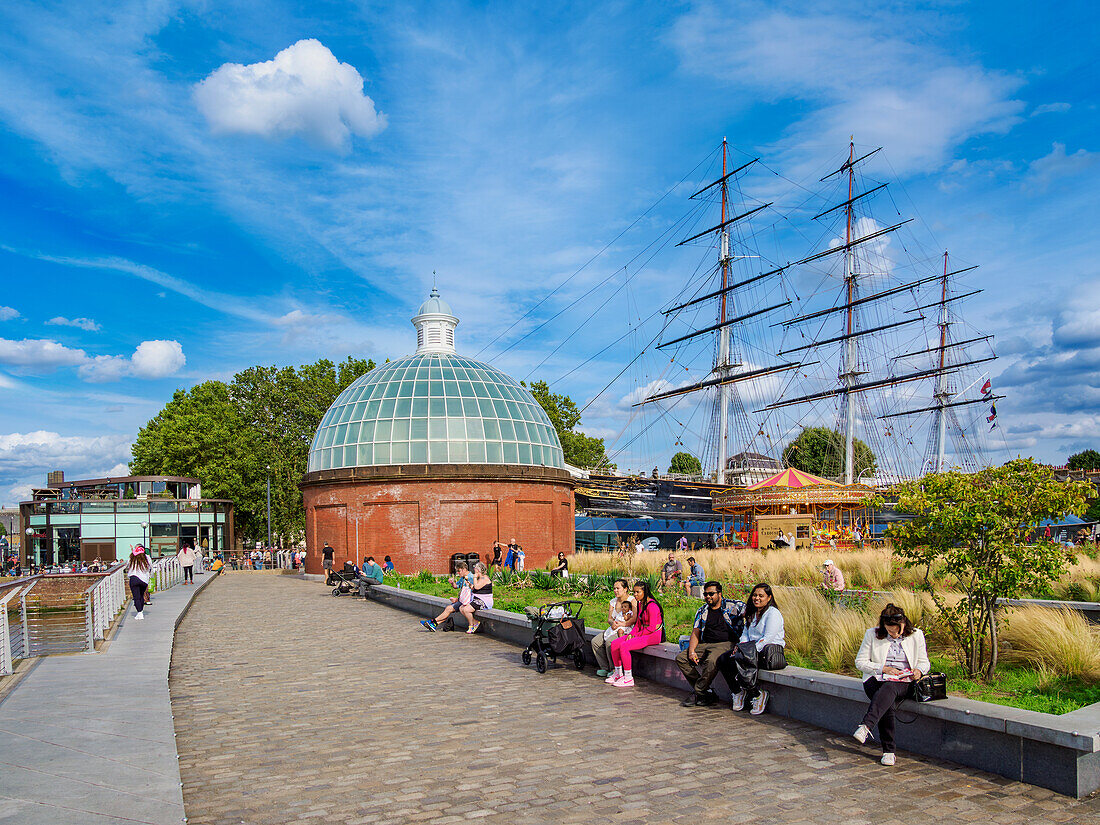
xmin=712 ymin=468 xmax=875 ymax=550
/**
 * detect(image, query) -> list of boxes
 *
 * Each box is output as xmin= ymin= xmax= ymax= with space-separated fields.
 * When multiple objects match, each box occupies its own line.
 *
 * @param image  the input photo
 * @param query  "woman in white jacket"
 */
xmin=177 ymin=543 xmax=196 ymax=585
xmin=852 ymin=603 xmax=931 ymax=766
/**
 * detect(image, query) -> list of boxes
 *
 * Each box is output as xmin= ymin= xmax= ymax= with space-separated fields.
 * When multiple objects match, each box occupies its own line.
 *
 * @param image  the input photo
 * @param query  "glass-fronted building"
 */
xmin=19 ymin=473 xmax=235 ymax=567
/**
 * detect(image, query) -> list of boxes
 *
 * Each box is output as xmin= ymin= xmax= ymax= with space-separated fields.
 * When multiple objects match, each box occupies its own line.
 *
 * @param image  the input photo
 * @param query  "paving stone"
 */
xmin=170 ymin=576 xmax=1100 ymax=824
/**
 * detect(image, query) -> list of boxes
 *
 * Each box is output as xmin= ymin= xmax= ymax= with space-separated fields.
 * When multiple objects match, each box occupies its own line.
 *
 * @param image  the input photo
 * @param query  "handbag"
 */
xmin=758 ymin=643 xmax=787 ymax=670
xmin=912 ymin=672 xmax=947 ymax=702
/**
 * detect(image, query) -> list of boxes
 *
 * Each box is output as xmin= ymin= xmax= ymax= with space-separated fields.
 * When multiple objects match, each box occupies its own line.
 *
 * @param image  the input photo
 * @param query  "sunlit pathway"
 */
xmin=170 ymin=576 xmax=1099 ymax=825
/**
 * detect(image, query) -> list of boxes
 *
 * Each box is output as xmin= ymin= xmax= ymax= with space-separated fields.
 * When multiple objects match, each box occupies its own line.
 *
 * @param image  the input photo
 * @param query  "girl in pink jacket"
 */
xmin=607 ymin=581 xmax=664 ymax=687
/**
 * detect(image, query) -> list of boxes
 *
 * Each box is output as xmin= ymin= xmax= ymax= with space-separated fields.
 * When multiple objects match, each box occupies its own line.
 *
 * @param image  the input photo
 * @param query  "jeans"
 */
xmin=675 ymin=641 xmax=734 ymax=693
xmin=861 ymin=679 xmax=912 ymax=753
xmin=129 ymin=576 xmax=148 ymax=613
xmin=183 ymin=565 xmax=193 ymax=583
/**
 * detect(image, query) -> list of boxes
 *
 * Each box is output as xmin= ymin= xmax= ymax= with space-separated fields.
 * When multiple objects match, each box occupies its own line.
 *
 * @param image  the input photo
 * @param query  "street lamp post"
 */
xmin=266 ymin=465 xmax=272 ymax=550
xmin=141 ymin=521 xmax=148 ymax=552
xmin=25 ymin=527 xmax=34 ymax=569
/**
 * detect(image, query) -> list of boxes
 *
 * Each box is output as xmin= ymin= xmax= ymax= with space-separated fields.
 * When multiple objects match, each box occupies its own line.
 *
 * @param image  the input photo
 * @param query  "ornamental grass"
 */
xmin=1000 ymin=606 xmax=1100 ymax=681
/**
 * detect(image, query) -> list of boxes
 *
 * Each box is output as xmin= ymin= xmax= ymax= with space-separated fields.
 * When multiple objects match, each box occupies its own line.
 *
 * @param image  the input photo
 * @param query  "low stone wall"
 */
xmin=365 ymin=582 xmax=1100 ymax=798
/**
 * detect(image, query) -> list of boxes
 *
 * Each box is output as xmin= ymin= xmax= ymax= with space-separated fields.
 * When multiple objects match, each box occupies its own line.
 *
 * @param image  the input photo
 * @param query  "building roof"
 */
xmin=308 ymin=292 xmax=566 ymax=472
xmin=745 ymin=467 xmax=839 ymax=491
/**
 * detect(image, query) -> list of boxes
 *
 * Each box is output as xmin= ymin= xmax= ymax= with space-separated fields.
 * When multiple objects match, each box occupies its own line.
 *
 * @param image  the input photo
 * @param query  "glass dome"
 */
xmin=308 ymin=352 xmax=566 ymax=471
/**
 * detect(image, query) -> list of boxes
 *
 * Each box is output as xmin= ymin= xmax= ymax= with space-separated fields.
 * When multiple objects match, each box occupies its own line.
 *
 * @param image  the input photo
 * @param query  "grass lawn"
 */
xmin=388 ymin=573 xmax=1100 ymax=715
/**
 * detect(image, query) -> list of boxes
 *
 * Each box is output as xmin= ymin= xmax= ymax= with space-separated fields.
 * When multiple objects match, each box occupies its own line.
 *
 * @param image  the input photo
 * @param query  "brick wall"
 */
xmin=302 ymin=471 xmax=574 ymax=574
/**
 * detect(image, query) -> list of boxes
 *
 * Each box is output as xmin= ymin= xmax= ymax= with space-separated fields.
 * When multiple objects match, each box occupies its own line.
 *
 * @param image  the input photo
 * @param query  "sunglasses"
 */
xmin=703 ymin=591 xmax=720 ymax=597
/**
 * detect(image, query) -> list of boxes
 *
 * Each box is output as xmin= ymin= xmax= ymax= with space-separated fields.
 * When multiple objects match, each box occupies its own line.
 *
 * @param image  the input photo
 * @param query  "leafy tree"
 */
xmin=1086 ymin=498 xmax=1100 ymax=523
xmin=526 ymin=380 xmax=613 ymax=470
xmin=668 ymin=451 xmax=702 ymax=475
xmin=783 ymin=426 xmax=876 ymax=479
xmin=889 ymin=458 xmax=1090 ymax=678
xmin=1068 ymin=450 xmax=1100 ymax=470
xmin=131 ymin=356 xmax=374 ymax=545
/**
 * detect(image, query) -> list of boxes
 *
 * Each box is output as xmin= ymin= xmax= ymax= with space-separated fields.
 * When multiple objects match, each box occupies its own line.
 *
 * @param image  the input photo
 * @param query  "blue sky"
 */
xmin=0 ymin=1 xmax=1097 ymax=503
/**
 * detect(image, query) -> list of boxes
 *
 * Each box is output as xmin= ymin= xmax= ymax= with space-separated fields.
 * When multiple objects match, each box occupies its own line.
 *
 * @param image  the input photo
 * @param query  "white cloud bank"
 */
xmin=46 ymin=315 xmax=100 ymax=331
xmin=0 ymin=307 xmax=19 ymax=321
xmin=193 ymin=38 xmax=386 ymax=151
xmin=0 ymin=337 xmax=185 ymax=381
xmin=0 ymin=431 xmax=134 ymax=506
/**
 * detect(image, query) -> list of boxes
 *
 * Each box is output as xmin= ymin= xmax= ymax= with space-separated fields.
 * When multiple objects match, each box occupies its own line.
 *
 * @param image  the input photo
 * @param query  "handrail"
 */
xmin=0 ymin=581 xmax=36 ymax=676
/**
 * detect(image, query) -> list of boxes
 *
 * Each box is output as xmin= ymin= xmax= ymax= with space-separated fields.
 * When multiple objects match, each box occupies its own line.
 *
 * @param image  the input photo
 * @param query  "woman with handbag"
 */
xmin=853 ymin=604 xmax=932 ymax=766
xmin=716 ymin=583 xmax=785 ymax=715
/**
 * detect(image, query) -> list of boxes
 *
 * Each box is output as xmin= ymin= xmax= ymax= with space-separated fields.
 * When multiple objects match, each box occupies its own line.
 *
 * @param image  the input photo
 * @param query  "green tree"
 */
xmin=526 ymin=380 xmax=613 ymax=470
xmin=889 ymin=458 xmax=1090 ymax=678
xmin=668 ymin=451 xmax=702 ymax=475
xmin=783 ymin=426 xmax=876 ymax=479
xmin=131 ymin=356 xmax=374 ymax=545
xmin=1068 ymin=450 xmax=1100 ymax=470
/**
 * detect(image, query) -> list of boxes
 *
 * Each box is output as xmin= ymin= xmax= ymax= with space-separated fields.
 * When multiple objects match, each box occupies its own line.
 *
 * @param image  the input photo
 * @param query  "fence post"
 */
xmin=84 ymin=593 xmax=95 ymax=652
xmin=0 ymin=608 xmax=11 ymax=676
xmin=21 ymin=592 xmax=30 ymax=659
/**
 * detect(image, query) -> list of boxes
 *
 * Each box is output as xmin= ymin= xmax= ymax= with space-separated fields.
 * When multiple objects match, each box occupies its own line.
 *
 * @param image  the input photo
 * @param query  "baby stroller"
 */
xmin=327 ymin=567 xmax=358 ymax=596
xmin=522 ymin=600 xmax=587 ymax=674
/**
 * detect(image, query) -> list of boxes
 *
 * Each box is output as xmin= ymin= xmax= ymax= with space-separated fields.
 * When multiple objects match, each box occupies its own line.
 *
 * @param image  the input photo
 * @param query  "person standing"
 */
xmin=821 ymin=559 xmax=845 ymax=592
xmin=177 ymin=543 xmax=196 ymax=585
xmin=489 ymin=541 xmax=503 ymax=573
xmin=677 ymin=535 xmax=688 ymax=554
xmin=321 ymin=542 xmax=334 ymax=579
xmin=127 ymin=546 xmax=152 ymax=621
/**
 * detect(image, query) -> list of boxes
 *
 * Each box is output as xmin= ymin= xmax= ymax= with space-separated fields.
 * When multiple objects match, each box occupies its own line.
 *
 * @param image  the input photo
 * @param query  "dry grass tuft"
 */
xmin=999 ymin=606 xmax=1100 ymax=681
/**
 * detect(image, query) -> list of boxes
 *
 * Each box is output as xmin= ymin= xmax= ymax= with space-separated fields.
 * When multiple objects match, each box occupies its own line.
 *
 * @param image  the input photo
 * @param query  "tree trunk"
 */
xmin=986 ymin=598 xmax=999 ymax=679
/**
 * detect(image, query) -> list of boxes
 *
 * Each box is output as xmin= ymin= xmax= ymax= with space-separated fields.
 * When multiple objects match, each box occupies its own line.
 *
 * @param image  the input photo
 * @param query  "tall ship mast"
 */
xmin=634 ymin=138 xmax=798 ymax=485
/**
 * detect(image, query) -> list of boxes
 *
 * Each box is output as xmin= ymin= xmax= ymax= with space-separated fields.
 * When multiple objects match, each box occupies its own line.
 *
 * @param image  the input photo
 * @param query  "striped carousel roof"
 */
xmin=745 ymin=467 xmax=839 ymax=491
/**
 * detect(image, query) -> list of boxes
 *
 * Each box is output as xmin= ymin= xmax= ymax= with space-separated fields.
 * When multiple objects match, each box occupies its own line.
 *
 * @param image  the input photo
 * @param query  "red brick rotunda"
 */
xmin=301 ymin=289 xmax=574 ymax=574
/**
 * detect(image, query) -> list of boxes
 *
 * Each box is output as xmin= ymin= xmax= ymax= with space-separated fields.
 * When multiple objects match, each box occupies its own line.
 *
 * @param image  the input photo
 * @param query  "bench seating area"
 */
xmin=357 ymin=581 xmax=1100 ymax=798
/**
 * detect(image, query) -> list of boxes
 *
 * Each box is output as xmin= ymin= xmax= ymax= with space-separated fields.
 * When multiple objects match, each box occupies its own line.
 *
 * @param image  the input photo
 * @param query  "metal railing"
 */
xmin=1 ymin=580 xmax=36 ymax=676
xmin=89 ymin=563 xmax=127 ymax=642
xmin=2 ymin=557 xmax=188 ymax=669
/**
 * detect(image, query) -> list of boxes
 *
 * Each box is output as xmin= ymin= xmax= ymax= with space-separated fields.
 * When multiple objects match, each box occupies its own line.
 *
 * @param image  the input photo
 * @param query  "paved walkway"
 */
xmin=0 ymin=572 xmax=216 ymax=825
xmin=171 ymin=576 xmax=1099 ymax=825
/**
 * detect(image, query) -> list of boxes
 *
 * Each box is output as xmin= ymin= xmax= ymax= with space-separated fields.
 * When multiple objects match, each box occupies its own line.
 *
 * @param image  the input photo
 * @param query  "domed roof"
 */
xmin=415 ymin=287 xmax=454 ymax=318
xmin=308 ymin=290 xmax=565 ymax=472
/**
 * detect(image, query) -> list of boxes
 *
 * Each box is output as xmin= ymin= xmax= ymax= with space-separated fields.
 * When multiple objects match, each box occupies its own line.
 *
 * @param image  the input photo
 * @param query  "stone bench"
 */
xmin=363 ymin=582 xmax=1100 ymax=797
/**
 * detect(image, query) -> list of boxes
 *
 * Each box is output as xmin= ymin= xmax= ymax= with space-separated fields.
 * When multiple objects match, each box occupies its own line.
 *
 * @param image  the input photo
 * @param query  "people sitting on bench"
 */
xmin=357 ymin=556 xmax=384 ymax=598
xmin=676 ymin=581 xmax=745 ymax=706
xmin=659 ymin=553 xmax=682 ymax=591
xmin=682 ymin=556 xmax=705 ymax=595
xmin=716 ymin=583 xmax=786 ymax=715
xmin=420 ymin=562 xmax=474 ymax=631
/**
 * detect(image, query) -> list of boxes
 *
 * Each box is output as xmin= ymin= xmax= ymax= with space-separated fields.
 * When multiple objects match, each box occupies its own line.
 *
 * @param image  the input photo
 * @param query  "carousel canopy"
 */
xmin=745 ymin=468 xmax=839 ymax=491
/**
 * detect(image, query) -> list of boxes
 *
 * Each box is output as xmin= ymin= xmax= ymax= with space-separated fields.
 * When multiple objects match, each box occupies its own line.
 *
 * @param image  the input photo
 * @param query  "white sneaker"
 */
xmin=880 ymin=752 xmax=896 ymax=766
xmin=731 ymin=691 xmax=746 ymax=711
xmin=134 ymin=613 xmax=144 ymax=621
xmin=749 ymin=690 xmax=769 ymax=715
xmin=853 ymin=724 xmax=870 ymax=744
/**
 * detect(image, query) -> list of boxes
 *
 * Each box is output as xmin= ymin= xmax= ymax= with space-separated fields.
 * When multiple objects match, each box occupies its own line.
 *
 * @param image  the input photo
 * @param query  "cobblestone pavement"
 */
xmin=170 ymin=576 xmax=1100 ymax=825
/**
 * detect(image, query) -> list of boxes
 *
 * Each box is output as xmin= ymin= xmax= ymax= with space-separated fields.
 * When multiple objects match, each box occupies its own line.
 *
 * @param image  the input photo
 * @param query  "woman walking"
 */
xmin=853 ymin=604 xmax=931 ymax=766
xmin=177 ymin=543 xmax=196 ymax=584
xmin=606 ymin=581 xmax=664 ymax=687
xmin=127 ymin=545 xmax=152 ymax=621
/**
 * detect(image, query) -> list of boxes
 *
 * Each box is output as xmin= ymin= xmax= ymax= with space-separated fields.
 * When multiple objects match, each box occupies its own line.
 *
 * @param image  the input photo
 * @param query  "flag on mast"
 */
xmin=981 ymin=379 xmax=992 ymax=399
xmin=987 ymin=402 xmax=997 ymax=429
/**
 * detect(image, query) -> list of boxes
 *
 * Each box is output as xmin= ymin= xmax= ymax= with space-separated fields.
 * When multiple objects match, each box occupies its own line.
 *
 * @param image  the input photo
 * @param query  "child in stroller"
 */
xmin=522 ymin=600 xmax=587 ymax=673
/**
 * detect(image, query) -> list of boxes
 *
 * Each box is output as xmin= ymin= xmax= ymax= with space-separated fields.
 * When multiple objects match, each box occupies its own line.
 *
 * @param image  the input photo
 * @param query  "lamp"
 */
xmin=141 ymin=520 xmax=148 ymax=550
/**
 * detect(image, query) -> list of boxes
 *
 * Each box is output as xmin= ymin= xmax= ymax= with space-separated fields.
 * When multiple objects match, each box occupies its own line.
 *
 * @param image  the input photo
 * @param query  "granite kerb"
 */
xmin=363 ymin=582 xmax=1100 ymax=798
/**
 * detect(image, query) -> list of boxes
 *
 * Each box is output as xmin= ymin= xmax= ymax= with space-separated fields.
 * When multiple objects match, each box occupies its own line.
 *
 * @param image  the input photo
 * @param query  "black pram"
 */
xmin=327 ymin=564 xmax=359 ymax=596
xmin=521 ymin=600 xmax=587 ymax=674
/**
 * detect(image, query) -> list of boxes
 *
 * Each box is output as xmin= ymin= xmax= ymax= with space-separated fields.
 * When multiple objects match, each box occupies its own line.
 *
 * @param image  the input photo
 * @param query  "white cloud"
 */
xmin=1022 ymin=143 xmax=1100 ymax=194
xmin=79 ymin=339 xmax=185 ymax=382
xmin=46 ymin=315 xmax=101 ymax=331
xmin=0 ymin=337 xmax=88 ymax=369
xmin=0 ymin=335 xmax=184 ymax=381
xmin=671 ymin=3 xmax=1024 ymax=175
xmin=1032 ymin=102 xmax=1070 ymax=116
xmin=0 ymin=430 xmax=134 ymax=505
xmin=130 ymin=339 xmax=185 ymax=378
xmin=193 ymin=39 xmax=386 ymax=151
xmin=0 ymin=306 xmax=19 ymax=321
